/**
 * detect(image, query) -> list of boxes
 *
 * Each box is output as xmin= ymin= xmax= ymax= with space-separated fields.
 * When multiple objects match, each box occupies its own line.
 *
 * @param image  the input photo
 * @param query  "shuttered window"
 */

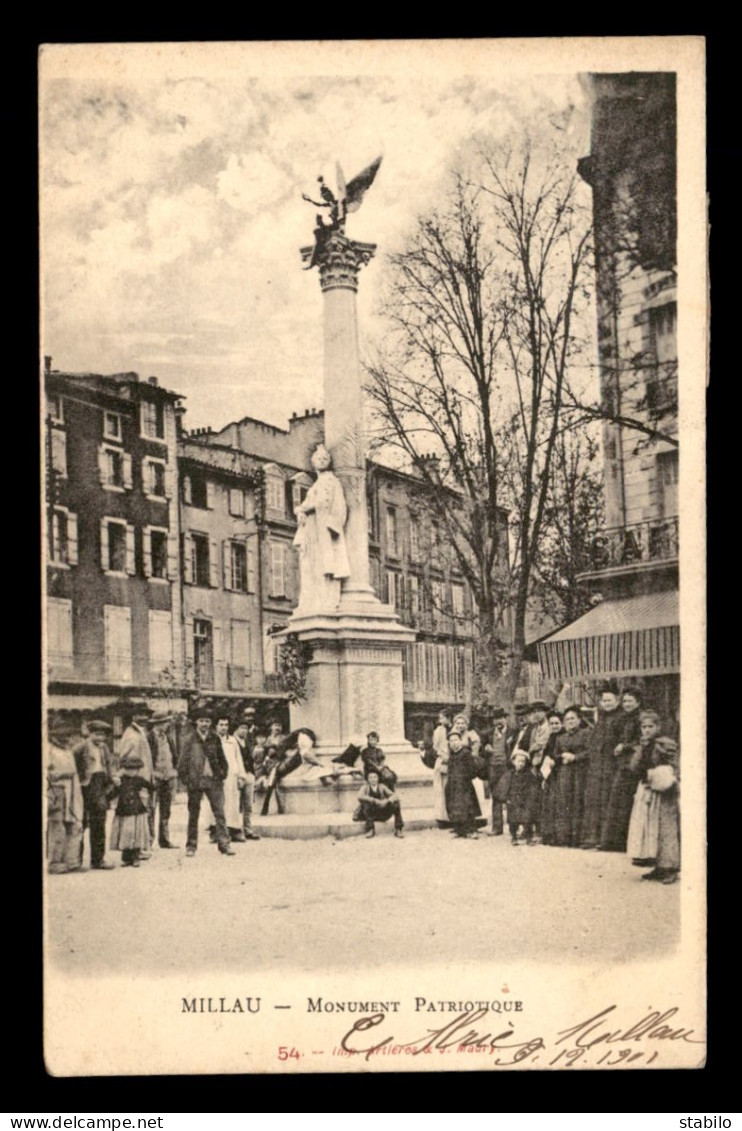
xmin=270 ymin=542 xmax=286 ymax=597
xmin=51 ymin=508 xmax=78 ymax=566
xmin=149 ymin=610 xmax=173 ymax=677
xmin=104 ymin=605 xmax=132 ymax=682
xmin=47 ymin=597 xmax=73 ymax=670
xmin=231 ymin=619 xmax=252 ymax=671
xmin=51 ymin=429 xmax=67 ymax=477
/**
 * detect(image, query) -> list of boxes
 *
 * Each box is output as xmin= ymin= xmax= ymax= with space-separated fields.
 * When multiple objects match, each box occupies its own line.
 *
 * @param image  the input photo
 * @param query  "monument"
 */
xmin=275 ymin=158 xmax=430 ymax=818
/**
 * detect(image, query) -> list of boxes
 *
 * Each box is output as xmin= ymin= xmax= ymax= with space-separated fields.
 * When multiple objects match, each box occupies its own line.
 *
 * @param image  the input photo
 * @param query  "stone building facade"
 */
xmin=44 ymin=363 xmax=184 ymax=738
xmin=45 ymin=379 xmax=482 ymax=735
xmin=538 ymin=73 xmax=680 ymax=722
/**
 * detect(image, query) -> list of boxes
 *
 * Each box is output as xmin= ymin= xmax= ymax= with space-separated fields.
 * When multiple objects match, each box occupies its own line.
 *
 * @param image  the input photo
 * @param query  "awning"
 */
xmin=537 ymin=590 xmax=679 ymax=681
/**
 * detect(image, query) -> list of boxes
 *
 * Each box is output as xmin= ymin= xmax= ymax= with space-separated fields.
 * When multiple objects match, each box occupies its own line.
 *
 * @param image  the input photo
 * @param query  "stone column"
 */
xmin=279 ymin=226 xmax=420 ymax=776
xmin=307 ymin=230 xmax=378 ymax=608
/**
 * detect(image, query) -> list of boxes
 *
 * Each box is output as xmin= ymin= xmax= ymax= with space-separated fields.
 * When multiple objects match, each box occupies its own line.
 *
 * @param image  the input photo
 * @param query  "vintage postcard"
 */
xmin=40 ymin=37 xmax=706 ymax=1075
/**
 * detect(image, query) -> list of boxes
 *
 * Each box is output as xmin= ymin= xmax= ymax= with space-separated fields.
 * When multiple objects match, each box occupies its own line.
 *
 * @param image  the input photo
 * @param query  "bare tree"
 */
xmin=367 ymin=139 xmax=592 ymax=703
xmin=529 ymin=425 xmax=604 ymax=625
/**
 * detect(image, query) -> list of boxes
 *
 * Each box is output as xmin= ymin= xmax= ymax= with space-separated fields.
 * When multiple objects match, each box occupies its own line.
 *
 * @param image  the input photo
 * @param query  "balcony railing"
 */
xmin=581 ymin=515 xmax=679 ymax=574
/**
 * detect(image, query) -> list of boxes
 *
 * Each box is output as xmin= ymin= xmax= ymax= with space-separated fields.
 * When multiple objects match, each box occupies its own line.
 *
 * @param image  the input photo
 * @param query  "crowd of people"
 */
xmin=45 ymin=681 xmax=680 ymax=881
xmin=44 ymin=702 xmax=409 ymax=869
xmin=422 ymin=681 xmax=681 ymax=883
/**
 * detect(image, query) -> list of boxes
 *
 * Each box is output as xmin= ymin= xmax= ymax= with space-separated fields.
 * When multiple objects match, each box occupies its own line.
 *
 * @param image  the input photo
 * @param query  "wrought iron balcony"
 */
xmin=581 ymin=515 xmax=679 ymax=575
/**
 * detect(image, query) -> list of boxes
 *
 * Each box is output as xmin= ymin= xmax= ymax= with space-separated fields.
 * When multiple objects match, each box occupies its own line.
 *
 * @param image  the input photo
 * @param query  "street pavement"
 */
xmin=46 ymin=797 xmax=679 ymax=974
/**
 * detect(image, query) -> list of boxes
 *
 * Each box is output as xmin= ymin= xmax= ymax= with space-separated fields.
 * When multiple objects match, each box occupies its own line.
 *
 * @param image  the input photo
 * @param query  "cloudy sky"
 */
xmin=40 ymin=43 xmax=590 ymax=431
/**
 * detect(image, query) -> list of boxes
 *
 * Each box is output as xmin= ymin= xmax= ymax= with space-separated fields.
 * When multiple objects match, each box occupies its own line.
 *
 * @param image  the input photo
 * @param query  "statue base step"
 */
xmin=256 ymin=770 xmax=433 ymax=817
xmin=252 ymin=806 xmax=438 ymax=840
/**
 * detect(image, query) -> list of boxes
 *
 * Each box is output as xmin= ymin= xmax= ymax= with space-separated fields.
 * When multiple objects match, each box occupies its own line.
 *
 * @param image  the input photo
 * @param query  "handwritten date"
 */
xmin=337 ymin=1004 xmax=703 ymax=1067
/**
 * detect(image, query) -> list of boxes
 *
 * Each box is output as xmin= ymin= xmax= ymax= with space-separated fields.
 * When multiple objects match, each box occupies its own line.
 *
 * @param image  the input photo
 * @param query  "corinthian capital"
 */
xmin=300 ymin=231 xmax=377 ymax=293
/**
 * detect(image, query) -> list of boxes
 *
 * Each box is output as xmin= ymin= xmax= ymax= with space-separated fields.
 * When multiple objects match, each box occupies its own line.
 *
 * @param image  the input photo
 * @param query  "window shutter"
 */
xmin=164 ymin=461 xmax=175 ymax=499
xmin=246 ymin=537 xmax=256 ymax=593
xmin=98 ymin=446 xmax=107 ymax=485
xmin=142 ymin=526 xmax=152 ymax=577
xmin=125 ymin=524 xmax=136 ymax=575
xmin=100 ymin=519 xmax=109 ymax=570
xmin=206 ymin=480 xmax=216 ymax=509
xmin=67 ymin=512 xmax=78 ymax=566
xmin=209 ymin=538 xmax=219 ymax=587
xmin=271 ymin=543 xmax=285 ymax=596
xmin=167 ymin=533 xmax=179 ymax=581
xmin=184 ymin=616 xmax=195 ymax=674
xmin=183 ymin=534 xmax=193 ymax=584
xmin=123 ymin=453 xmax=133 ymax=490
xmin=51 ymin=430 xmax=67 ymax=477
xmin=212 ymin=619 xmax=223 ymax=686
xmin=183 ymin=476 xmax=192 ymax=505
xmin=52 ymin=512 xmax=60 ymax=562
xmin=223 ymin=540 xmax=232 ymax=590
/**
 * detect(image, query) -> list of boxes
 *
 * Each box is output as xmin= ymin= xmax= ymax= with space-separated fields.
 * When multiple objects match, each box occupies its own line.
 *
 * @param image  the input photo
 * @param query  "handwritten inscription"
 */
xmin=334 ymin=1005 xmax=703 ymax=1067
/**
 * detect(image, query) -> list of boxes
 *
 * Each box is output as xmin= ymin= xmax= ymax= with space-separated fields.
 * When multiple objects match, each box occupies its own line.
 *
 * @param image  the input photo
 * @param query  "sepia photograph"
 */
xmin=40 ymin=37 xmax=706 ymax=1075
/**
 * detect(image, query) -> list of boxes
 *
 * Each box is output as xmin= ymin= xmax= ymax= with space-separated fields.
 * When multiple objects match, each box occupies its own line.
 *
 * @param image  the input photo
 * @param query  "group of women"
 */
xmin=425 ymin=685 xmax=681 ymax=883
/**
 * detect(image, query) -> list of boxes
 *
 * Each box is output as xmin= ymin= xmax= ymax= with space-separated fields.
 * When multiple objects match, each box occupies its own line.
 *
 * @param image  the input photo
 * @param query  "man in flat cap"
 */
xmin=147 ymin=709 xmax=180 ymax=848
xmin=178 ymin=707 xmax=234 ymax=857
xmin=73 ymin=719 xmax=118 ymax=869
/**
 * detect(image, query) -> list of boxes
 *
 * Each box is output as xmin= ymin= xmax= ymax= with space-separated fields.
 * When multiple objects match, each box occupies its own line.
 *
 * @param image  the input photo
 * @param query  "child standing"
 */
xmin=109 ymin=752 xmax=153 ymax=867
xmin=506 ymin=750 xmax=541 ymax=845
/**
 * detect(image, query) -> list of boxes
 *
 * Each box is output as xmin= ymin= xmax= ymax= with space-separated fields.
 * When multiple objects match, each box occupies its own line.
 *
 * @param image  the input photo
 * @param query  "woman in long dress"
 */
xmin=551 ymin=706 xmax=591 ymax=847
xmin=581 ymin=683 xmax=624 ymax=849
xmin=445 ymin=732 xmax=486 ymax=838
xmin=539 ymin=710 xmax=563 ymax=845
xmin=626 ymin=713 xmax=681 ymax=883
xmin=293 ymin=445 xmax=351 ymax=612
xmin=431 ymin=713 xmax=451 ymax=827
xmin=601 ymin=685 xmax=644 ymax=852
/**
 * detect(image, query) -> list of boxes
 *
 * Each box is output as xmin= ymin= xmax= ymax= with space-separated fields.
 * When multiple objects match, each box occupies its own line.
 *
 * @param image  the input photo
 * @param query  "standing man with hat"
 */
xmin=147 ymin=709 xmax=180 ymax=848
xmin=177 ymin=706 xmax=235 ymax=857
xmin=73 ymin=719 xmax=118 ymax=870
xmin=232 ymin=709 xmax=261 ymax=841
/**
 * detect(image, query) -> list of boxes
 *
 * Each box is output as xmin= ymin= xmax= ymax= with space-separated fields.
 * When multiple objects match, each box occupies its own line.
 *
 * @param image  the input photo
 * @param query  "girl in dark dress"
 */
xmin=109 ymin=753 xmax=153 ymax=867
xmin=445 ymin=732 xmax=486 ymax=838
xmin=551 ymin=706 xmax=591 ymax=847
xmin=505 ymin=750 xmax=542 ymax=845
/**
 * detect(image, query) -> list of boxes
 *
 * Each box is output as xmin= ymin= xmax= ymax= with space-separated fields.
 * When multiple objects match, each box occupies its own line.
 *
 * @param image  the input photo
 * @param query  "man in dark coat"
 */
xmin=581 ymin=682 xmax=624 ymax=849
xmin=486 ymin=708 xmax=509 ymax=836
xmin=73 ymin=719 xmax=118 ymax=870
xmin=178 ymin=708 xmax=234 ymax=856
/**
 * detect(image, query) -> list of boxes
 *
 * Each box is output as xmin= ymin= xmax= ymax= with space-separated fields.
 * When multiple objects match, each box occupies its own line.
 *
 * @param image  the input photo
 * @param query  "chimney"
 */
xmin=147 ymin=376 xmax=158 ymax=386
xmin=44 ymin=355 xmax=52 ymax=374
xmin=305 ymin=408 xmax=310 ymax=417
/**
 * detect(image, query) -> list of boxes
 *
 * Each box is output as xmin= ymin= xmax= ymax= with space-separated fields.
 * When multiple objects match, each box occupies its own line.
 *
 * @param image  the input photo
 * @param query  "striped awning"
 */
xmin=537 ymin=590 xmax=679 ymax=681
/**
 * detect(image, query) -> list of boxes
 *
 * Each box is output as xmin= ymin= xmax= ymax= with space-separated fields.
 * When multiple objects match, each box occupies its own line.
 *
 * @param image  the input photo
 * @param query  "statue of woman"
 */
xmin=293 ymin=444 xmax=351 ymax=611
